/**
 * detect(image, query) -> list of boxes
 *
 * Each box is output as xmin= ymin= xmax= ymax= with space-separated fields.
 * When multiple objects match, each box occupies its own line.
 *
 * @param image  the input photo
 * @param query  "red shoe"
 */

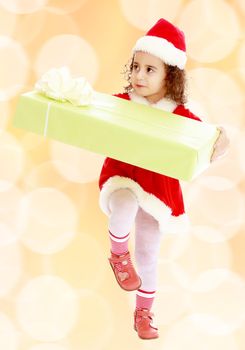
xmin=134 ymin=308 xmax=159 ymax=340
xmin=108 ymin=251 xmax=141 ymax=291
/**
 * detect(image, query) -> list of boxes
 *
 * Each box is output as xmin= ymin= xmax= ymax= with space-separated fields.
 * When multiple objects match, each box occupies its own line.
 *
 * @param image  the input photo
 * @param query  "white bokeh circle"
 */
xmin=0 ymin=0 xmax=48 ymax=14
xmin=52 ymin=233 xmax=107 ymax=290
xmin=160 ymin=315 xmax=238 ymax=350
xmin=18 ymin=188 xmax=78 ymax=254
xmin=179 ymin=0 xmax=240 ymax=63
xmin=185 ymin=180 xmax=245 ymax=241
xmin=50 ymin=141 xmax=105 ymax=183
xmin=235 ymin=0 xmax=245 ymax=14
xmin=0 ymin=244 xmax=22 ymax=297
xmin=0 ymin=101 xmax=9 ymax=130
xmin=0 ymin=36 xmax=29 ymax=101
xmin=189 ymin=269 xmax=245 ymax=334
xmin=166 ymin=235 xmax=232 ymax=289
xmin=75 ymin=289 xmax=114 ymax=350
xmin=236 ymin=130 xmax=245 ymax=174
xmin=0 ymin=186 xmax=24 ymax=246
xmin=0 ymin=313 xmax=19 ymax=350
xmin=12 ymin=10 xmax=46 ymax=46
xmin=119 ymin=0 xmax=183 ymax=30
xmin=24 ymin=161 xmax=68 ymax=191
xmin=0 ymin=131 xmax=25 ymax=191
xmin=237 ymin=39 xmax=245 ymax=85
xmin=153 ymin=285 xmax=190 ymax=326
xmin=193 ymin=124 xmax=244 ymax=186
xmin=16 ymin=275 xmax=79 ymax=341
xmin=188 ymin=68 xmax=244 ymax=127
xmin=0 ymin=7 xmax=16 ymax=36
xmin=34 ymin=34 xmax=99 ymax=85
xmin=29 ymin=344 xmax=69 ymax=350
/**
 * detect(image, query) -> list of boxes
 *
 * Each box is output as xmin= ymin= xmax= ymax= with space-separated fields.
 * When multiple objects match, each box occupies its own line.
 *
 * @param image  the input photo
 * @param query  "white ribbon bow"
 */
xmin=35 ymin=66 xmax=93 ymax=106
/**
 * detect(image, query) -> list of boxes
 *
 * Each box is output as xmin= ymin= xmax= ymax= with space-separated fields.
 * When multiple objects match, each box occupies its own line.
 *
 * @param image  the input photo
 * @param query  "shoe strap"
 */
xmin=110 ymin=251 xmax=131 ymax=264
xmin=135 ymin=309 xmax=158 ymax=330
xmin=135 ymin=308 xmax=154 ymax=319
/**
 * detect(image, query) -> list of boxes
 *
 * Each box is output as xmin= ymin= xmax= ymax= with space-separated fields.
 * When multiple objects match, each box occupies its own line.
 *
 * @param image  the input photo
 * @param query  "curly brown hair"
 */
xmin=122 ymin=55 xmax=187 ymax=105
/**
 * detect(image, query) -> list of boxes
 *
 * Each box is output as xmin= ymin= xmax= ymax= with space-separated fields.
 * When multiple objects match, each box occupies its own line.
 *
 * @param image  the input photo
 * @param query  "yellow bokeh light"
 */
xmin=236 ymin=0 xmax=245 ymax=14
xmin=196 ymin=124 xmax=244 ymax=185
xmin=34 ymin=34 xmax=99 ymax=85
xmin=236 ymin=131 xmax=245 ymax=174
xmin=12 ymin=10 xmax=46 ymax=46
xmin=24 ymin=161 xmax=68 ymax=191
xmin=237 ymin=40 xmax=245 ymax=85
xmin=19 ymin=133 xmax=46 ymax=152
xmin=16 ymin=275 xmax=79 ymax=341
xmin=71 ymin=289 xmax=114 ymax=350
xmin=0 ymin=244 xmax=22 ymax=297
xmin=0 ymin=186 xmax=23 ymax=246
xmin=46 ymin=0 xmax=88 ymax=14
xmin=0 ymin=7 xmax=16 ymax=37
xmin=0 ymin=0 xmax=48 ymax=14
xmin=167 ymin=234 xmax=232 ymax=289
xmin=159 ymin=231 xmax=191 ymax=261
xmin=29 ymin=344 xmax=69 ymax=350
xmin=0 ymin=101 xmax=9 ymax=130
xmin=0 ymin=313 xmax=19 ymax=350
xmin=0 ymin=131 xmax=25 ymax=191
xmin=160 ymin=316 xmax=238 ymax=350
xmin=119 ymin=0 xmax=183 ymax=30
xmin=190 ymin=270 xmax=245 ymax=334
xmin=50 ymin=141 xmax=105 ymax=184
xmin=0 ymin=36 xmax=29 ymax=101
xmin=185 ymin=181 xmax=245 ymax=240
xmin=19 ymin=188 xmax=78 ymax=254
xmin=179 ymin=0 xmax=240 ymax=63
xmin=154 ymin=285 xmax=190 ymax=326
xmin=52 ymin=233 xmax=107 ymax=290
xmin=187 ymin=68 xmax=244 ymax=126
xmin=191 ymin=225 xmax=228 ymax=244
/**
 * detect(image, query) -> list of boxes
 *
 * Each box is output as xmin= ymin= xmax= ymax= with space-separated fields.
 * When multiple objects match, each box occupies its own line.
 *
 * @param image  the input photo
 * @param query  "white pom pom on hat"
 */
xmin=132 ymin=18 xmax=187 ymax=70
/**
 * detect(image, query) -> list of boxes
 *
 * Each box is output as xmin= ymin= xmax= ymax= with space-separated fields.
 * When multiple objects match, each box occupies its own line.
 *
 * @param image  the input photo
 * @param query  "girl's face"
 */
xmin=131 ymin=51 xmax=166 ymax=104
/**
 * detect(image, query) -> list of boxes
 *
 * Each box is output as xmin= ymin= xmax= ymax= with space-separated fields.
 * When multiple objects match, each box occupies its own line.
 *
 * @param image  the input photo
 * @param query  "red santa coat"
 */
xmin=98 ymin=91 xmax=202 ymax=234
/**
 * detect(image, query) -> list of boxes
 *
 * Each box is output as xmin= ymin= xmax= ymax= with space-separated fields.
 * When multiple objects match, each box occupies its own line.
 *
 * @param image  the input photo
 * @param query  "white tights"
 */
xmin=108 ymin=188 xmax=163 ymax=291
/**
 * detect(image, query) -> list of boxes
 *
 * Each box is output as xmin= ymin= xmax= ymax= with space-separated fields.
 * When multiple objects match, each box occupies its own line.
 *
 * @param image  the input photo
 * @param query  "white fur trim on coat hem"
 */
xmin=99 ymin=175 xmax=190 ymax=235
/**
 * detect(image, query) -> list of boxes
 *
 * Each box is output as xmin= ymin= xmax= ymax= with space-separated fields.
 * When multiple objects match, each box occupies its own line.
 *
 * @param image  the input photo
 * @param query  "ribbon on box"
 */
xmin=34 ymin=66 xmax=93 ymax=137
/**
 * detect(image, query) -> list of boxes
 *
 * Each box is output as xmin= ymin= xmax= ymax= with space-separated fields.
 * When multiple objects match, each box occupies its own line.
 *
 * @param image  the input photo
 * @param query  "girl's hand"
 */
xmin=210 ymin=126 xmax=230 ymax=162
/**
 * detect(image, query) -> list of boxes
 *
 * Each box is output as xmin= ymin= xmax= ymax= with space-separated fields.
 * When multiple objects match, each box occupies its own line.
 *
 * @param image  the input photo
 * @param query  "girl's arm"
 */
xmin=210 ymin=126 xmax=230 ymax=162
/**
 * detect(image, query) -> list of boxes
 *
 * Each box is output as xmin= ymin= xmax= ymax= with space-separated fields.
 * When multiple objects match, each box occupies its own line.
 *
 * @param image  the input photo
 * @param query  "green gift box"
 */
xmin=13 ymin=90 xmax=219 ymax=181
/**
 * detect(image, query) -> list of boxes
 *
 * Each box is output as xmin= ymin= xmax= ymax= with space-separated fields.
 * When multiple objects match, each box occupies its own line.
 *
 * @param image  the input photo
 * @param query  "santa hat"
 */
xmin=132 ymin=18 xmax=187 ymax=69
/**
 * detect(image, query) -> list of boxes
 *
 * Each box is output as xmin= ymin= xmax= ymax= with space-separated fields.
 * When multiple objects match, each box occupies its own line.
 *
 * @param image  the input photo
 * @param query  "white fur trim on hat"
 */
xmin=99 ymin=175 xmax=190 ymax=235
xmin=132 ymin=35 xmax=187 ymax=69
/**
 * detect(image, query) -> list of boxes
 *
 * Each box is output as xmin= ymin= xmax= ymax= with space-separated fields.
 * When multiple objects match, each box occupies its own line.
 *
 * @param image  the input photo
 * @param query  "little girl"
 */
xmin=98 ymin=18 xmax=229 ymax=340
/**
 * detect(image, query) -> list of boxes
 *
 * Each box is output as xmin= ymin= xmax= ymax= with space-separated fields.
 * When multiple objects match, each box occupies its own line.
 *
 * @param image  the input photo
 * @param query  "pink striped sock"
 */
xmin=136 ymin=289 xmax=156 ymax=310
xmin=109 ymin=230 xmax=129 ymax=255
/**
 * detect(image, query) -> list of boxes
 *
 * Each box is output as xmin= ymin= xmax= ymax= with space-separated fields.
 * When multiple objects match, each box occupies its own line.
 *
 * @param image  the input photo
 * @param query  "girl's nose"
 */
xmin=137 ymin=69 xmax=145 ymax=79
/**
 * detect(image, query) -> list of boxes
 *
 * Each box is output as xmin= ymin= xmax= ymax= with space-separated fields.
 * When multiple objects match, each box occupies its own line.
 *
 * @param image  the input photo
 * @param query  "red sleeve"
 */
xmin=112 ymin=93 xmax=130 ymax=100
xmin=174 ymin=105 xmax=202 ymax=122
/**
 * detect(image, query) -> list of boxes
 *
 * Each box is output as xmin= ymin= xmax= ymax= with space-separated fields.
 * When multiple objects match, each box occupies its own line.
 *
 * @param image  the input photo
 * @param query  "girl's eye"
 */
xmin=147 ymin=67 xmax=153 ymax=73
xmin=133 ymin=64 xmax=138 ymax=70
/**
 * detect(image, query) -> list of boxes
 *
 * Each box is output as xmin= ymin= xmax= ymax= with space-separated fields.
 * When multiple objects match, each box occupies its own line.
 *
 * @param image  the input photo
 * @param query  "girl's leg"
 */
xmin=134 ymin=207 xmax=162 ymax=310
xmin=107 ymin=188 xmax=141 ymax=291
xmin=108 ymin=188 xmax=139 ymax=255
